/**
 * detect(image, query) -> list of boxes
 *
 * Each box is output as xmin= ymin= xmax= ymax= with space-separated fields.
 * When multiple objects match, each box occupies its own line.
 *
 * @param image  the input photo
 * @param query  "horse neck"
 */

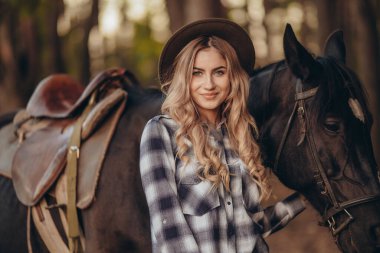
xmin=249 ymin=61 xmax=294 ymax=127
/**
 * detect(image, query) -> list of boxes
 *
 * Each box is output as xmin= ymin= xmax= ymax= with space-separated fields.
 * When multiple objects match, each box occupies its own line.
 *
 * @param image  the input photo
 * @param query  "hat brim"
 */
xmin=158 ymin=18 xmax=255 ymax=84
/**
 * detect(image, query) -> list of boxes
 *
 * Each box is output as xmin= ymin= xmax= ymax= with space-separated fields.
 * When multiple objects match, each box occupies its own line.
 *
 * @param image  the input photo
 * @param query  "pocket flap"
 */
xmin=179 ymin=178 xmax=220 ymax=216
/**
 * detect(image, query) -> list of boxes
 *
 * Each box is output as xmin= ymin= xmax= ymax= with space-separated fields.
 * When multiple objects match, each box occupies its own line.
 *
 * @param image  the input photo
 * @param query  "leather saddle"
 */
xmin=3 ymin=68 xmax=133 ymax=209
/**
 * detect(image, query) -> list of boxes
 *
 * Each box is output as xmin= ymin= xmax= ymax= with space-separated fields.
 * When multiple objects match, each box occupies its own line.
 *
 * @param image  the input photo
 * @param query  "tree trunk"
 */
xmin=183 ymin=0 xmax=226 ymax=24
xmin=316 ymin=0 xmax=340 ymax=49
xmin=47 ymin=0 xmax=66 ymax=73
xmin=165 ymin=0 xmax=185 ymax=32
xmin=165 ymin=0 xmax=227 ymax=32
xmin=0 ymin=18 xmax=22 ymax=113
xmin=81 ymin=0 xmax=99 ymax=84
xmin=349 ymin=0 xmax=380 ymax=164
xmin=18 ymin=16 xmax=40 ymax=104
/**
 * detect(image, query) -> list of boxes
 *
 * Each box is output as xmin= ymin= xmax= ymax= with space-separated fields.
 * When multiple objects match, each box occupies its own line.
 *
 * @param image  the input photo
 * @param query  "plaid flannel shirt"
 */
xmin=139 ymin=115 xmax=305 ymax=253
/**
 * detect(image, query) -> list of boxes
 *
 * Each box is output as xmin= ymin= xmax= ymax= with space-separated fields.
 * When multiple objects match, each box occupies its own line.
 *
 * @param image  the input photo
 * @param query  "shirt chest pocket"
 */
xmin=178 ymin=176 xmax=220 ymax=216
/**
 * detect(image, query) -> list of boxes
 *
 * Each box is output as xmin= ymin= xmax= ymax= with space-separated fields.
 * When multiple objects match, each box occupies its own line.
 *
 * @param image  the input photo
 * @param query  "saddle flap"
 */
xmin=77 ymin=96 xmax=126 ymax=208
xmin=12 ymin=124 xmax=73 ymax=205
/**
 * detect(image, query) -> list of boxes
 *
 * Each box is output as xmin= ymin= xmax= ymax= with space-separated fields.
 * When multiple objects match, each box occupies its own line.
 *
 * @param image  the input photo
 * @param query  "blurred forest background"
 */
xmin=0 ymin=0 xmax=379 ymax=252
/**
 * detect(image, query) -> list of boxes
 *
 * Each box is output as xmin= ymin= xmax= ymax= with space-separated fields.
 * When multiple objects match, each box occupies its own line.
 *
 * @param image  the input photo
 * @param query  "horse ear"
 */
xmin=283 ymin=23 xmax=319 ymax=81
xmin=324 ymin=30 xmax=346 ymax=64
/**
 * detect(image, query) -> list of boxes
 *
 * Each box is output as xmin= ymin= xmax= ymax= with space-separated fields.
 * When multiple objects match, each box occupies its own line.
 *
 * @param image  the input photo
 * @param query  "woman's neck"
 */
xmin=199 ymin=112 xmax=222 ymax=128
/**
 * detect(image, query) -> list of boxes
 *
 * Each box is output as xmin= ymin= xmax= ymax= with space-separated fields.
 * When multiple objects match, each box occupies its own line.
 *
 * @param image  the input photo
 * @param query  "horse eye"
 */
xmin=324 ymin=118 xmax=340 ymax=133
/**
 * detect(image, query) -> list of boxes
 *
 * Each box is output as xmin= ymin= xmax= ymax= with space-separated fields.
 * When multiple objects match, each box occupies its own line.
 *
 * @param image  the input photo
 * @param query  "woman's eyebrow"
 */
xmin=192 ymin=66 xmax=226 ymax=71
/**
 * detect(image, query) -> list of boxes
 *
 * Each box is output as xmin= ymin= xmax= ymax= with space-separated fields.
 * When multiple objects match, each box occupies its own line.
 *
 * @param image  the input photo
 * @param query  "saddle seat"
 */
xmin=26 ymin=68 xmax=129 ymax=119
xmin=26 ymin=74 xmax=84 ymax=119
xmin=8 ymin=68 xmax=130 ymax=209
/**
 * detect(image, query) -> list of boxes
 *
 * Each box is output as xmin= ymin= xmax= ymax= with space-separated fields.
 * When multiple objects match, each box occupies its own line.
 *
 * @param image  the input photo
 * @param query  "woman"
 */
xmin=140 ymin=18 xmax=305 ymax=253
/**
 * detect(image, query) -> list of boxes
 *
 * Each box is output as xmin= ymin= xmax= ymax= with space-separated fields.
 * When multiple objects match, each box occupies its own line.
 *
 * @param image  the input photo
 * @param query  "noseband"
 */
xmin=272 ymin=78 xmax=380 ymax=239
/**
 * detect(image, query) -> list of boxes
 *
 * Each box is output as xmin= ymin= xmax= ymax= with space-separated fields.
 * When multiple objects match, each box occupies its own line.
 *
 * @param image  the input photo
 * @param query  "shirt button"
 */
xmin=162 ymin=219 xmax=167 ymax=224
xmin=227 ymin=201 xmax=231 ymax=205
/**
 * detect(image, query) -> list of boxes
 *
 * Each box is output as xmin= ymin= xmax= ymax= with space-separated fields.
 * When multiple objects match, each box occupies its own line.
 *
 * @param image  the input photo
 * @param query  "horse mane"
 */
xmin=252 ymin=60 xmax=286 ymax=76
xmin=311 ymin=57 xmax=372 ymax=127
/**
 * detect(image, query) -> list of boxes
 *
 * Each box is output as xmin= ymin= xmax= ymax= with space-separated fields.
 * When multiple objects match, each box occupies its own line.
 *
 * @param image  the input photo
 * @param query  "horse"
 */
xmin=0 ymin=24 xmax=378 ymax=253
xmin=249 ymin=25 xmax=380 ymax=252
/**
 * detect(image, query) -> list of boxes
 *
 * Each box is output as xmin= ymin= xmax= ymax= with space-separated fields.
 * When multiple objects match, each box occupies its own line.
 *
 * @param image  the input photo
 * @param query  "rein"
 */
xmin=271 ymin=77 xmax=380 ymax=238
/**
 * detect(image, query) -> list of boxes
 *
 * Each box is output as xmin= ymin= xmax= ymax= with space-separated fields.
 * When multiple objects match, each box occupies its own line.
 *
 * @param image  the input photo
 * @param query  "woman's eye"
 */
xmin=214 ymin=70 xmax=225 ymax=76
xmin=192 ymin=71 xmax=202 ymax=76
xmin=324 ymin=119 xmax=340 ymax=133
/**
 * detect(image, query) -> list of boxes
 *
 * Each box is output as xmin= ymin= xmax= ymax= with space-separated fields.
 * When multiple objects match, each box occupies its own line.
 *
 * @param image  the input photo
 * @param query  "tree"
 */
xmin=81 ymin=0 xmax=99 ymax=84
xmin=165 ymin=0 xmax=227 ymax=32
xmin=0 ymin=9 xmax=22 ymax=112
xmin=0 ymin=1 xmax=40 ymax=111
xmin=46 ymin=0 xmax=66 ymax=74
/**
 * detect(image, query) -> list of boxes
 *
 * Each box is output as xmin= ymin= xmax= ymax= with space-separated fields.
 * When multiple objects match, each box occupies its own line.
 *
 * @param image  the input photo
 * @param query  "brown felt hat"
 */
xmin=158 ymin=18 xmax=255 ymax=84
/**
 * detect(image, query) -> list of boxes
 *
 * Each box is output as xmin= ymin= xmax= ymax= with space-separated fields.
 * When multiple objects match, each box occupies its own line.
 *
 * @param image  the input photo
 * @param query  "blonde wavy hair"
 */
xmin=161 ymin=36 xmax=270 ymax=200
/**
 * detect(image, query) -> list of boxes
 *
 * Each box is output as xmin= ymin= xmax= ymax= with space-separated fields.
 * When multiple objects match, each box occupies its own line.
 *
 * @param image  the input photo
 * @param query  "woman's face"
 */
xmin=190 ymin=47 xmax=230 ymax=125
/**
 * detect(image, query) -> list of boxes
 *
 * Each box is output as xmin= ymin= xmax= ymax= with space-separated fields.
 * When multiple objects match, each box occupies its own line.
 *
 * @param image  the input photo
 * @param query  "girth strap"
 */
xmin=31 ymin=199 xmax=70 ymax=253
xmin=66 ymin=92 xmax=97 ymax=253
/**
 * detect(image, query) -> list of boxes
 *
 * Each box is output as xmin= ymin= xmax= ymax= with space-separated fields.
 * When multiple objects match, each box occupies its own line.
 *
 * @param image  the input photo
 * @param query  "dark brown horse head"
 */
xmin=249 ymin=24 xmax=380 ymax=253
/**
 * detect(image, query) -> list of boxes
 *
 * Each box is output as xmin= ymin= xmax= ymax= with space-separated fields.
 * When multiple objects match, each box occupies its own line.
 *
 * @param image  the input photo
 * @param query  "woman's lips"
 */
xmin=201 ymin=93 xmax=218 ymax=99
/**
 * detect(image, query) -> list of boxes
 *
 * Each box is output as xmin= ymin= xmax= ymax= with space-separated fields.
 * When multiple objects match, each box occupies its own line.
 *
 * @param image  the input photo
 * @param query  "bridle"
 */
xmin=268 ymin=71 xmax=380 ymax=240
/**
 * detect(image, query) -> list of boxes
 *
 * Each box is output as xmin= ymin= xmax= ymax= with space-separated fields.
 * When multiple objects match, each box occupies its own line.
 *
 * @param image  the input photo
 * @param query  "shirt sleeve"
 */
xmin=139 ymin=118 xmax=200 ymax=253
xmin=251 ymin=192 xmax=306 ymax=237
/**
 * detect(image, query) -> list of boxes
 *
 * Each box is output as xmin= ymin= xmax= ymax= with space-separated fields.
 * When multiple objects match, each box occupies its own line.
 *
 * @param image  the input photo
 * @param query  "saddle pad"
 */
xmin=0 ymin=123 xmax=19 ymax=178
xmin=12 ymin=90 xmax=127 ymax=207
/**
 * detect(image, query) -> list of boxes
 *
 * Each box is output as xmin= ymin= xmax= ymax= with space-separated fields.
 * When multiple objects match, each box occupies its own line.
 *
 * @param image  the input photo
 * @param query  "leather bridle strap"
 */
xmin=273 ymin=79 xmax=318 ymax=173
xmin=297 ymin=81 xmax=380 ymax=235
xmin=273 ymin=102 xmax=298 ymax=173
xmin=275 ymin=78 xmax=380 ymax=237
xmin=298 ymin=81 xmax=339 ymax=207
xmin=324 ymin=194 xmax=380 ymax=220
xmin=296 ymin=80 xmax=356 ymax=236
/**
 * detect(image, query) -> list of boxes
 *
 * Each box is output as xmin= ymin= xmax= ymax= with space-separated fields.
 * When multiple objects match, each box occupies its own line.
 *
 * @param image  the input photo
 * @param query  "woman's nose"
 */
xmin=203 ymin=74 xmax=215 ymax=89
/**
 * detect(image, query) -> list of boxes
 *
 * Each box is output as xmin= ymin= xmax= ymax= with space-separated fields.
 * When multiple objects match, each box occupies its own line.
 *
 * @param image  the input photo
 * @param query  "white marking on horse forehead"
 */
xmin=348 ymin=98 xmax=365 ymax=123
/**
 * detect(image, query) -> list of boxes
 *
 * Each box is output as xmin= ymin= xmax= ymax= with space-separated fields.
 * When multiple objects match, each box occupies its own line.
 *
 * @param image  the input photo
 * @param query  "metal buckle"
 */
xmin=69 ymin=146 xmax=80 ymax=159
xmin=327 ymin=216 xmax=336 ymax=230
xmin=328 ymin=209 xmax=354 ymax=236
xmin=320 ymin=184 xmax=328 ymax=195
xmin=297 ymin=106 xmax=305 ymax=116
xmin=316 ymin=179 xmax=328 ymax=195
